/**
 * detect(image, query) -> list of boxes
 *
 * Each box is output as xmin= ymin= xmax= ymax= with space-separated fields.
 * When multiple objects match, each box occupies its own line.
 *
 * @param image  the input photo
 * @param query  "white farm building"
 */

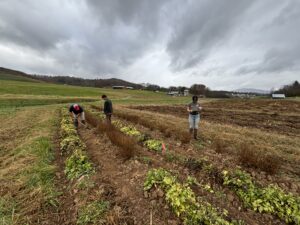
xmin=272 ymin=94 xmax=286 ymax=99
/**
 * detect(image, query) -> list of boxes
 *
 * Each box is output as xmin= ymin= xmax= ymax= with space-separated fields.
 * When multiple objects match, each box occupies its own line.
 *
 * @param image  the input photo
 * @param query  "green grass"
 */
xmin=0 ymin=73 xmax=40 ymax=83
xmin=0 ymin=80 xmax=190 ymax=108
xmin=21 ymin=137 xmax=61 ymax=207
xmin=0 ymin=97 xmax=96 ymax=108
xmin=0 ymin=197 xmax=17 ymax=225
xmin=77 ymin=201 xmax=109 ymax=225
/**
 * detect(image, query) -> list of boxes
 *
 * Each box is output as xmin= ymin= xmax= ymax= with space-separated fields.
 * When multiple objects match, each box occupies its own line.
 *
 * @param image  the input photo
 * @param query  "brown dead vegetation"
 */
xmin=113 ymin=110 xmax=191 ymax=144
xmin=85 ymin=111 xmax=136 ymax=160
xmin=238 ymin=144 xmax=282 ymax=174
xmin=213 ymin=138 xmax=229 ymax=154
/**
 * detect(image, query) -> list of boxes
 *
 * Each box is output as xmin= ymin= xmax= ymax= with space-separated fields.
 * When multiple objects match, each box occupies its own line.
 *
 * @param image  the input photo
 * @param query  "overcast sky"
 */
xmin=0 ymin=0 xmax=299 ymax=90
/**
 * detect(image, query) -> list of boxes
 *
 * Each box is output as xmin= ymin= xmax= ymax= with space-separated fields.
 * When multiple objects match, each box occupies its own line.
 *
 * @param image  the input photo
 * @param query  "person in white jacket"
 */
xmin=187 ymin=96 xmax=202 ymax=140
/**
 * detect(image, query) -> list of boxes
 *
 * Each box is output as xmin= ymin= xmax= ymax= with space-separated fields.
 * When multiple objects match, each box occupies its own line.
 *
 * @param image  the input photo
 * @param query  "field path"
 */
xmin=78 ymin=126 xmax=180 ymax=225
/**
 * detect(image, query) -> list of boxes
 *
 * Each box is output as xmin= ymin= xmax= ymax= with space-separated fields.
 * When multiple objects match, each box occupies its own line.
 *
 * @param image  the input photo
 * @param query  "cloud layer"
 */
xmin=0 ymin=0 xmax=299 ymax=90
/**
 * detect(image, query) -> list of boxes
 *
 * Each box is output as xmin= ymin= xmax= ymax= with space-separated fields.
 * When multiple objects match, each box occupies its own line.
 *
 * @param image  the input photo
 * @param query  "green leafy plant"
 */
xmin=112 ymin=120 xmax=124 ymax=128
xmin=144 ymin=168 xmax=236 ymax=225
xmin=222 ymin=170 xmax=300 ymax=224
xmin=60 ymin=122 xmax=77 ymax=137
xmin=144 ymin=139 xmax=164 ymax=152
xmin=186 ymin=176 xmax=200 ymax=186
xmin=65 ymin=149 xmax=94 ymax=180
xmin=60 ymin=135 xmax=86 ymax=154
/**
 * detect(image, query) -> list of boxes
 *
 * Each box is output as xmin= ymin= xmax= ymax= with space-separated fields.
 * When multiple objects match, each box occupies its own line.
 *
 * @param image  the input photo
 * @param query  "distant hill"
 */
xmin=0 ymin=67 xmax=40 ymax=82
xmin=234 ymin=88 xmax=270 ymax=94
xmin=0 ymin=67 xmax=143 ymax=89
xmin=32 ymin=75 xmax=143 ymax=89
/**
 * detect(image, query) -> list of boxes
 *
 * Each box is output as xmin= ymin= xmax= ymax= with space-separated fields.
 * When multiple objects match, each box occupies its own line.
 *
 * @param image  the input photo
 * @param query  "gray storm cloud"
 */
xmin=0 ymin=0 xmax=299 ymax=90
xmin=166 ymin=0 xmax=255 ymax=70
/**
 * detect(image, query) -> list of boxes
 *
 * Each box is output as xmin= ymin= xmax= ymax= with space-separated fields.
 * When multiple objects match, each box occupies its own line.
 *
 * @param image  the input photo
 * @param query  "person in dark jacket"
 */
xmin=69 ymin=104 xmax=85 ymax=127
xmin=101 ymin=95 xmax=113 ymax=123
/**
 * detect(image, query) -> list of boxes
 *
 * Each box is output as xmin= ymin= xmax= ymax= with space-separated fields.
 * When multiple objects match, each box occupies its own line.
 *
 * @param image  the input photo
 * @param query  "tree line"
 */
xmin=274 ymin=81 xmax=300 ymax=97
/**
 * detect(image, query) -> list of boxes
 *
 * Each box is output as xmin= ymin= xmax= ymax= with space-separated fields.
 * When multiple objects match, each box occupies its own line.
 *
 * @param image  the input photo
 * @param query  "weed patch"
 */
xmin=0 ymin=197 xmax=18 ymax=224
xmin=77 ymin=200 xmax=109 ymax=225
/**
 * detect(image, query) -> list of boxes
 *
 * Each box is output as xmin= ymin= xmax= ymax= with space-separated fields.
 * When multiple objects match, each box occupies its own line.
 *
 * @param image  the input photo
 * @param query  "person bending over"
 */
xmin=69 ymin=103 xmax=85 ymax=128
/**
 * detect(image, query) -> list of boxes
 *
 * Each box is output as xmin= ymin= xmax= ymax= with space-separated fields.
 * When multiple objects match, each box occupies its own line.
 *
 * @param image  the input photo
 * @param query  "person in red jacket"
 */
xmin=69 ymin=104 xmax=85 ymax=127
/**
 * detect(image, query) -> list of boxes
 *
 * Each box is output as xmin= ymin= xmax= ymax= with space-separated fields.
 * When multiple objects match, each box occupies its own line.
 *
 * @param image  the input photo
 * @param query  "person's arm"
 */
xmin=69 ymin=106 xmax=73 ymax=117
xmin=104 ymin=101 xmax=108 ymax=114
xmin=109 ymin=101 xmax=113 ymax=114
xmin=187 ymin=104 xmax=192 ymax=112
xmin=198 ymin=104 xmax=202 ymax=111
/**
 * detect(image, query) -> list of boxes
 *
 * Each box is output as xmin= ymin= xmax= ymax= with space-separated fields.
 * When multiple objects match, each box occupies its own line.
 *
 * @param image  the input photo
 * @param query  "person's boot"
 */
xmin=194 ymin=129 xmax=198 ymax=140
xmin=189 ymin=128 xmax=193 ymax=136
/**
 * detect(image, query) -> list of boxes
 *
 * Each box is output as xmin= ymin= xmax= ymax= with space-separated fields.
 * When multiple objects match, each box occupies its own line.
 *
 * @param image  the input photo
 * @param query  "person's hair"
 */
xmin=192 ymin=95 xmax=198 ymax=102
xmin=102 ymin=95 xmax=107 ymax=98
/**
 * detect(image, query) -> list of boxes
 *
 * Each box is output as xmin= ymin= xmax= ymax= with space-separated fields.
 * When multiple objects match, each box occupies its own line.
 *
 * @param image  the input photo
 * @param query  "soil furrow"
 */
xmin=78 ymin=126 xmax=180 ymax=225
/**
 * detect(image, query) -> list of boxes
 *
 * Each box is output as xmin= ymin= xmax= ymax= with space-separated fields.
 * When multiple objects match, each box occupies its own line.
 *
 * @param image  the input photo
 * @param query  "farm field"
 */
xmin=131 ymin=100 xmax=300 ymax=136
xmin=1 ymin=76 xmax=300 ymax=224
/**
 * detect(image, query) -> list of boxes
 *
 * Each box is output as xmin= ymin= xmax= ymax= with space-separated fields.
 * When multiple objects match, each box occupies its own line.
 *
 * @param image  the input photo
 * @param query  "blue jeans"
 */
xmin=189 ymin=114 xmax=200 ymax=129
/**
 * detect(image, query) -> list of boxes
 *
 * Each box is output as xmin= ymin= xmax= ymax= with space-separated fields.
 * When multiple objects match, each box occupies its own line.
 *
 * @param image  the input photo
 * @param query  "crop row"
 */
xmin=222 ymin=170 xmax=300 ymax=224
xmin=86 ymin=109 xmax=244 ymax=223
xmin=90 ymin=105 xmax=191 ymax=144
xmin=88 ymin=107 xmax=166 ymax=153
xmin=87 ymin=107 xmax=300 ymax=224
xmin=112 ymin=119 xmax=167 ymax=152
xmin=60 ymin=109 xmax=94 ymax=179
xmin=60 ymin=109 xmax=110 ymax=224
xmin=144 ymin=168 xmax=240 ymax=225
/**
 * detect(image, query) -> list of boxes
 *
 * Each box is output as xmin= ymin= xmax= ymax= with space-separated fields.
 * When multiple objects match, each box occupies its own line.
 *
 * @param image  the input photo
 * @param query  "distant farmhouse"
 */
xmin=167 ymin=89 xmax=189 ymax=96
xmin=272 ymin=94 xmax=286 ymax=99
